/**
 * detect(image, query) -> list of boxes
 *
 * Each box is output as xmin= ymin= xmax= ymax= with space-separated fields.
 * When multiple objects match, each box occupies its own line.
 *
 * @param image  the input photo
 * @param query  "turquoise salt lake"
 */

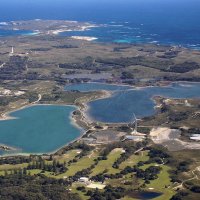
xmin=0 ymin=105 xmax=83 ymax=155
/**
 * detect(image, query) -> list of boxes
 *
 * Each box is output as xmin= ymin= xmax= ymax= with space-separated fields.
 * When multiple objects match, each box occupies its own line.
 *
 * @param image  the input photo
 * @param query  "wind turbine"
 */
xmin=131 ymin=113 xmax=138 ymax=135
xmin=11 ymin=47 xmax=14 ymax=54
xmin=9 ymin=47 xmax=14 ymax=56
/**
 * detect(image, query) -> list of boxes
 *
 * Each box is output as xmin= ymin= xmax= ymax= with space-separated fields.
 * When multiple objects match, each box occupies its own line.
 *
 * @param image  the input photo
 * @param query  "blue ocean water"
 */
xmin=65 ymin=82 xmax=200 ymax=123
xmin=0 ymin=105 xmax=83 ymax=155
xmin=0 ymin=29 xmax=37 ymax=37
xmin=0 ymin=0 xmax=200 ymax=48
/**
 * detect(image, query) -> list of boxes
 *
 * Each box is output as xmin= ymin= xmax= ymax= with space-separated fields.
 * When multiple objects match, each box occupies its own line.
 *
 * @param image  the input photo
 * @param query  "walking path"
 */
xmin=173 ymin=166 xmax=200 ymax=190
xmin=33 ymin=94 xmax=42 ymax=104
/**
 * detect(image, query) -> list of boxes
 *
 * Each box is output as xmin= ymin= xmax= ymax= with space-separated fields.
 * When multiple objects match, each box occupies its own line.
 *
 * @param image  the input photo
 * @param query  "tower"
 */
xmin=11 ymin=47 xmax=14 ymax=54
xmin=131 ymin=113 xmax=138 ymax=135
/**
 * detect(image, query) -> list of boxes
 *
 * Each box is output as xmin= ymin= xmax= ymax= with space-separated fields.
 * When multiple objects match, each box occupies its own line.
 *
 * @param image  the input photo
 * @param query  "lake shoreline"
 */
xmin=1 ymin=80 xmax=200 ymax=156
xmin=74 ymin=81 xmax=200 ymax=124
xmin=1 ymin=80 xmax=197 ymax=121
xmin=0 ymin=104 xmax=85 ymax=157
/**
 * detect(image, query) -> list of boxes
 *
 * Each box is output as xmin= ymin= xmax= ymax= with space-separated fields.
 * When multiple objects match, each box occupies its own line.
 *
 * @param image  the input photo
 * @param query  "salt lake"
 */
xmin=0 ymin=105 xmax=83 ymax=155
xmin=65 ymin=82 xmax=200 ymax=123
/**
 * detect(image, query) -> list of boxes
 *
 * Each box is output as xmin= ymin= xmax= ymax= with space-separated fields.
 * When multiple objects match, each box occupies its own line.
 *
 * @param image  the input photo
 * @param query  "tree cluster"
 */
xmin=0 ymin=174 xmax=80 ymax=200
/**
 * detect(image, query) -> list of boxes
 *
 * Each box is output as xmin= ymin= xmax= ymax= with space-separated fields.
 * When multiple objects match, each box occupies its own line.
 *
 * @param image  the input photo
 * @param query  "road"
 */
xmin=33 ymin=94 xmax=42 ymax=104
xmin=173 ymin=166 xmax=200 ymax=190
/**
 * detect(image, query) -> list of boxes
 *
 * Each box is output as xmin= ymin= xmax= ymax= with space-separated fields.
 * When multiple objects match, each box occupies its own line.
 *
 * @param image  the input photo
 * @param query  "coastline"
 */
xmin=1 ymin=19 xmax=200 ymax=51
xmin=70 ymin=36 xmax=98 ymax=41
xmin=50 ymin=24 xmax=98 ymax=35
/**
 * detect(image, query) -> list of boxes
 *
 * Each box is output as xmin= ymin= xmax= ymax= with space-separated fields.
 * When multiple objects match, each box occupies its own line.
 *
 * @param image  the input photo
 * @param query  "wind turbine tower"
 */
xmin=131 ymin=113 xmax=138 ymax=135
xmin=11 ymin=47 xmax=14 ymax=54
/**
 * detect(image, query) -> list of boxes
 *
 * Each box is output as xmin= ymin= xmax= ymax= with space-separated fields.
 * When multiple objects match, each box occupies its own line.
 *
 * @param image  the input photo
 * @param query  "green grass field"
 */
xmin=57 ymin=151 xmax=98 ymax=178
xmin=145 ymin=165 xmax=175 ymax=200
xmin=55 ymin=149 xmax=81 ymax=163
xmin=71 ymin=183 xmax=89 ymax=200
xmin=90 ymin=148 xmax=123 ymax=176
xmin=0 ymin=163 xmax=29 ymax=171
xmin=120 ymin=165 xmax=175 ymax=200
xmin=0 ymin=148 xmax=175 ymax=200
xmin=119 ymin=151 xmax=149 ymax=170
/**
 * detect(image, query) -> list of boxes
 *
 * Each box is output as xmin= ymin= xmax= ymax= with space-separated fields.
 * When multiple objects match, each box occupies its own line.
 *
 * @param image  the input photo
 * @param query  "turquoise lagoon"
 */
xmin=0 ymin=105 xmax=83 ymax=155
xmin=65 ymin=82 xmax=200 ymax=123
xmin=0 ymin=29 xmax=39 ymax=37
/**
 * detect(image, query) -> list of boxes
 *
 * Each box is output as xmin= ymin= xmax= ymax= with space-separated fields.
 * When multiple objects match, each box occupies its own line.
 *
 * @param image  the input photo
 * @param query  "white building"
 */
xmin=79 ymin=177 xmax=89 ymax=183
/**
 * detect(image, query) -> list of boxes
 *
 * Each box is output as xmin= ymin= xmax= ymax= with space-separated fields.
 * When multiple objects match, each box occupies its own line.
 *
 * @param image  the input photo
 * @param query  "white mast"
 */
xmin=11 ymin=47 xmax=14 ymax=54
xmin=131 ymin=113 xmax=138 ymax=135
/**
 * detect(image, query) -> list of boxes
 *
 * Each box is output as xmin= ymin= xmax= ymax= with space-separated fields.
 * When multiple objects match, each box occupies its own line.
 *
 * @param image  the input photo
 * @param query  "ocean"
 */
xmin=0 ymin=0 xmax=200 ymax=49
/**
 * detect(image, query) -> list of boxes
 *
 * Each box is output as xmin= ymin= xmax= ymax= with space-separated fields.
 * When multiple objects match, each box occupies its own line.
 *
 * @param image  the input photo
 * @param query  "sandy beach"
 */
xmin=50 ymin=24 xmax=98 ymax=35
xmin=0 ymin=112 xmax=17 ymax=121
xmin=70 ymin=36 xmax=98 ymax=41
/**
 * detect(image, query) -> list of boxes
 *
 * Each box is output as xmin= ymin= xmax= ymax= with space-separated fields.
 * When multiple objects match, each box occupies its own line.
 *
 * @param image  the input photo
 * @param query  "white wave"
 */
xmin=0 ymin=22 xmax=8 ymax=26
xmin=189 ymin=44 xmax=197 ymax=47
xmin=110 ymin=24 xmax=124 ymax=27
xmin=25 ymin=31 xmax=40 ymax=36
xmin=149 ymin=41 xmax=159 ymax=44
xmin=150 ymin=33 xmax=158 ymax=36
